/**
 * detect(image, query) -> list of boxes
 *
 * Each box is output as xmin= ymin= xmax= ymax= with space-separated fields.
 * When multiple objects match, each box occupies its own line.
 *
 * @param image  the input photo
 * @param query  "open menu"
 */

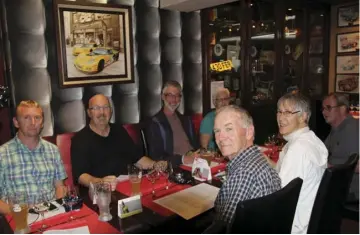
xmin=153 ymin=183 xmax=220 ymax=220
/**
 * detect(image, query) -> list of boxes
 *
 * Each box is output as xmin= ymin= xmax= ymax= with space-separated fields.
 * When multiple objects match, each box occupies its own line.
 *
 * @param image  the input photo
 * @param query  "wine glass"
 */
xmin=65 ymin=185 xmax=78 ymax=212
xmin=146 ymin=170 xmax=160 ymax=197
xmin=34 ymin=190 xmax=52 ymax=230
xmin=161 ymin=162 xmax=173 ymax=190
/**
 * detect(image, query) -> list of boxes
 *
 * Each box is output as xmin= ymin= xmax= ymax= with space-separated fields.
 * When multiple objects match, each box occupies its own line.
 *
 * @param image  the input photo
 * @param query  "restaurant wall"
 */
xmin=2 ymin=0 xmax=202 ymax=137
xmin=328 ymin=1 xmax=358 ymax=93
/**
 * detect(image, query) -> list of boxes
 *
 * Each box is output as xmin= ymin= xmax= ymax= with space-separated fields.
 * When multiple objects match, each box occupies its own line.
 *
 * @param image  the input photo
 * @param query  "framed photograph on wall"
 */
xmin=335 ymin=74 xmax=359 ymax=93
xmin=337 ymin=5 xmax=359 ymax=27
xmin=53 ymin=1 xmax=134 ymax=87
xmin=337 ymin=32 xmax=359 ymax=53
xmin=336 ymin=55 xmax=359 ymax=74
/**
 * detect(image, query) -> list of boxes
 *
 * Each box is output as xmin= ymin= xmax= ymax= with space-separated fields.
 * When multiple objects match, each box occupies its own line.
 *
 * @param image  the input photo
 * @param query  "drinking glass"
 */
xmin=127 ymin=164 xmax=142 ymax=196
xmin=146 ymin=170 xmax=160 ymax=197
xmin=7 ymin=192 xmax=30 ymax=234
xmin=65 ymin=185 xmax=78 ymax=211
xmin=34 ymin=190 xmax=53 ymax=230
xmin=200 ymin=149 xmax=214 ymax=166
xmin=95 ymin=182 xmax=112 ymax=222
xmin=161 ymin=162 xmax=173 ymax=190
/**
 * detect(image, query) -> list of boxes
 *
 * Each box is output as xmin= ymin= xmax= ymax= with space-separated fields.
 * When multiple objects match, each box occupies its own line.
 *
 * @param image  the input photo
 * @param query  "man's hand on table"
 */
xmin=153 ymin=161 xmax=168 ymax=172
xmin=102 ymin=175 xmax=117 ymax=191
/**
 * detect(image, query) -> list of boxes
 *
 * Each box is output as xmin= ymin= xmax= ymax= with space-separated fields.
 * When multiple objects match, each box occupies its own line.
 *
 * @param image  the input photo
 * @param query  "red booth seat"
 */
xmin=43 ymin=114 xmax=203 ymax=187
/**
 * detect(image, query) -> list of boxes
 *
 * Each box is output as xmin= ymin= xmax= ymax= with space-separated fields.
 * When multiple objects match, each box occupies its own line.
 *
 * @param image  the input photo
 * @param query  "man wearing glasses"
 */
xmin=276 ymin=93 xmax=328 ymax=234
xmin=322 ymin=93 xmax=359 ymax=202
xmin=200 ymin=88 xmax=231 ymax=150
xmin=71 ymin=94 xmax=160 ymax=195
xmin=145 ymin=80 xmax=199 ymax=167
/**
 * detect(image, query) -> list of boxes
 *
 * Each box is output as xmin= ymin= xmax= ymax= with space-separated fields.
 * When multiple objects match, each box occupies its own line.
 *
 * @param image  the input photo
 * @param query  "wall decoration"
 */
xmin=53 ymin=1 xmax=134 ymax=87
xmin=336 ymin=32 xmax=359 ymax=53
xmin=338 ymin=5 xmax=359 ymax=27
xmin=309 ymin=37 xmax=323 ymax=54
xmin=335 ymin=74 xmax=359 ymax=93
xmin=336 ymin=55 xmax=359 ymax=74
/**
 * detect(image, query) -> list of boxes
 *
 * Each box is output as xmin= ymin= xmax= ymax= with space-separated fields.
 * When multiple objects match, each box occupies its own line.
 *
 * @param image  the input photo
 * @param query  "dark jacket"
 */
xmin=145 ymin=109 xmax=199 ymax=167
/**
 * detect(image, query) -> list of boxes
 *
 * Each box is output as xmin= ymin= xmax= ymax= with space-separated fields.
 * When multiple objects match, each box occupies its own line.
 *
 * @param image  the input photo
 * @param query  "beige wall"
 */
xmin=328 ymin=2 xmax=359 ymax=93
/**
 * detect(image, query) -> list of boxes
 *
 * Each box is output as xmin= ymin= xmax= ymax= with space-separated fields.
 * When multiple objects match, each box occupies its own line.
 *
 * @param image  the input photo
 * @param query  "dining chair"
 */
xmin=307 ymin=153 xmax=359 ymax=234
xmin=203 ymin=177 xmax=303 ymax=234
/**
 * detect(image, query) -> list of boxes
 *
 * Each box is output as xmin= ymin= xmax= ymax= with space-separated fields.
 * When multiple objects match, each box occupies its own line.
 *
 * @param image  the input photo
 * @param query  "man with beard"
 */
xmin=145 ymin=80 xmax=199 ymax=166
xmin=0 ymin=100 xmax=67 ymax=215
xmin=71 ymin=94 xmax=161 ymax=195
xmin=322 ymin=93 xmax=359 ymax=201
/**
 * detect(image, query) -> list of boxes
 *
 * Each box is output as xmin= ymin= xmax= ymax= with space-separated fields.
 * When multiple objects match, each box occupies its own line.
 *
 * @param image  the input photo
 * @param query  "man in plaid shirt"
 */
xmin=0 ymin=100 xmax=67 ymax=214
xmin=213 ymin=105 xmax=281 ymax=224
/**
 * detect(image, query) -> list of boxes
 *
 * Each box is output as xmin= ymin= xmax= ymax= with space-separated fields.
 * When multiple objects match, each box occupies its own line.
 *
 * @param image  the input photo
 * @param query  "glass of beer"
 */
xmin=8 ymin=192 xmax=30 ymax=234
xmin=128 ymin=164 xmax=142 ymax=196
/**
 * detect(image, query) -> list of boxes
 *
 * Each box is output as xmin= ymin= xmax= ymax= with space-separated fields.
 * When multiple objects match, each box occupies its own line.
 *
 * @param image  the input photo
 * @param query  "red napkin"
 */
xmin=6 ymin=204 xmax=121 ymax=234
xmin=262 ymin=145 xmax=280 ymax=163
xmin=141 ymin=184 xmax=192 ymax=216
xmin=180 ymin=162 xmax=227 ymax=175
xmin=116 ymin=175 xmax=169 ymax=196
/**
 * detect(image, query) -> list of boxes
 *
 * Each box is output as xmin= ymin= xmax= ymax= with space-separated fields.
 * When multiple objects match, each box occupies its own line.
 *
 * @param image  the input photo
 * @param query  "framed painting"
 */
xmin=53 ymin=1 xmax=134 ymax=87
xmin=337 ymin=5 xmax=359 ymax=27
xmin=336 ymin=55 xmax=359 ymax=74
xmin=335 ymin=74 xmax=359 ymax=93
xmin=336 ymin=32 xmax=359 ymax=53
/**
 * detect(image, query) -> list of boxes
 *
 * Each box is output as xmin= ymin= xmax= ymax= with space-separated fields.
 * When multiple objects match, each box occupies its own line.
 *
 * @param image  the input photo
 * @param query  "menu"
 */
xmin=154 ymin=183 xmax=220 ymax=220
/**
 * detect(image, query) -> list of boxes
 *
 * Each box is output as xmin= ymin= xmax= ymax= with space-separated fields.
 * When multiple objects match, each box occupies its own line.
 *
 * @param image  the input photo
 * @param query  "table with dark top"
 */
xmin=0 ymin=177 xmax=222 ymax=234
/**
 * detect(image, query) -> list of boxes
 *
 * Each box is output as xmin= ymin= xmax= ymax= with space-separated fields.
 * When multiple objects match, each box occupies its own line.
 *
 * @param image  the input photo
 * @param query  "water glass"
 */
xmin=7 ymin=192 xmax=30 ymax=234
xmin=95 ymin=182 xmax=112 ymax=222
xmin=128 ymin=164 xmax=142 ymax=196
xmin=161 ymin=162 xmax=173 ymax=190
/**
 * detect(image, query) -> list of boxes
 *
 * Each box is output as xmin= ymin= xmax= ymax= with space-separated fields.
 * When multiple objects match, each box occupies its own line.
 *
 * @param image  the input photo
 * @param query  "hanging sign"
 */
xmin=210 ymin=60 xmax=233 ymax=72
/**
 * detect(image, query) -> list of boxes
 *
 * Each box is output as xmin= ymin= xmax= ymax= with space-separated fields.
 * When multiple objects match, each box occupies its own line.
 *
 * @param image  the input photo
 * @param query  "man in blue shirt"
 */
xmin=200 ymin=88 xmax=231 ymax=150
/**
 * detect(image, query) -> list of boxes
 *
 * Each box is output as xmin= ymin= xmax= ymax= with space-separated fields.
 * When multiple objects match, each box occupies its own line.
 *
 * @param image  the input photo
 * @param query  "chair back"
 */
xmin=229 ymin=177 xmax=303 ymax=234
xmin=307 ymin=153 xmax=359 ymax=234
xmin=122 ymin=123 xmax=148 ymax=156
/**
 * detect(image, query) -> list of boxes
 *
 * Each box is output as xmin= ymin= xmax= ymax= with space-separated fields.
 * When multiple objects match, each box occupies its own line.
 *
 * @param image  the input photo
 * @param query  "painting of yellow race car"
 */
xmin=72 ymin=43 xmax=98 ymax=56
xmin=74 ymin=48 xmax=119 ymax=74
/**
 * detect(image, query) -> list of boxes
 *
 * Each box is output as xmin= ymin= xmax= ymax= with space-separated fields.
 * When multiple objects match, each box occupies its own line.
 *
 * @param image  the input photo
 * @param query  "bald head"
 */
xmin=87 ymin=94 xmax=112 ymax=129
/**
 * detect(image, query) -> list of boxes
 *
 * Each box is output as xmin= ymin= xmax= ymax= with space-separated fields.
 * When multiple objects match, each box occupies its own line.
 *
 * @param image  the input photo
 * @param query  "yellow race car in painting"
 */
xmin=72 ymin=43 xmax=98 ymax=56
xmin=74 ymin=48 xmax=119 ymax=74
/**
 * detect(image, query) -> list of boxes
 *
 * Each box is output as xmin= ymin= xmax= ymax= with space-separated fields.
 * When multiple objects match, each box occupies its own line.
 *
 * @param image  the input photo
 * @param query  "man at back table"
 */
xmin=145 ymin=80 xmax=199 ymax=167
xmin=0 ymin=100 xmax=67 ymax=214
xmin=71 ymin=94 xmax=163 ymax=195
xmin=213 ymin=105 xmax=281 ymax=224
xmin=322 ymin=92 xmax=359 ymax=202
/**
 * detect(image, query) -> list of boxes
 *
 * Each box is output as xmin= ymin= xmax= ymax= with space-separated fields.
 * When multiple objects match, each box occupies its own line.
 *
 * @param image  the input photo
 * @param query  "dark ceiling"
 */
xmin=313 ymin=0 xmax=357 ymax=5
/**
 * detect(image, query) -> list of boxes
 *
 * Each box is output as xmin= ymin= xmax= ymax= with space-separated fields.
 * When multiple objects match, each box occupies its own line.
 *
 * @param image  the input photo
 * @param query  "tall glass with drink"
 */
xmin=8 ymin=192 xmax=30 ymax=234
xmin=200 ymin=150 xmax=214 ymax=166
xmin=95 ymin=182 xmax=112 ymax=222
xmin=127 ymin=164 xmax=142 ymax=196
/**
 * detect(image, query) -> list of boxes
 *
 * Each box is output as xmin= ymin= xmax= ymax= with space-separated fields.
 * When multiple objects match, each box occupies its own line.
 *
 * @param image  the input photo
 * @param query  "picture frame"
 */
xmin=336 ymin=55 xmax=359 ymax=74
xmin=53 ymin=1 xmax=135 ymax=87
xmin=336 ymin=32 xmax=359 ymax=53
xmin=335 ymin=74 xmax=359 ymax=94
xmin=337 ymin=5 xmax=359 ymax=27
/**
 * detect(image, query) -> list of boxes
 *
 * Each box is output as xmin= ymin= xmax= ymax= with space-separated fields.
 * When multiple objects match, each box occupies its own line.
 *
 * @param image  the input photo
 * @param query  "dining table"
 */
xmin=0 ymin=167 xmax=224 ymax=234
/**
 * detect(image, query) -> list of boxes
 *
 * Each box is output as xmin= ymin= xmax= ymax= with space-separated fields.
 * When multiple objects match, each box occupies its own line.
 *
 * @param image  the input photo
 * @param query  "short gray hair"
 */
xmin=212 ymin=88 xmax=230 ymax=100
xmin=216 ymin=105 xmax=254 ymax=129
xmin=162 ymin=80 xmax=182 ymax=95
xmin=324 ymin=92 xmax=349 ymax=111
xmin=277 ymin=93 xmax=311 ymax=123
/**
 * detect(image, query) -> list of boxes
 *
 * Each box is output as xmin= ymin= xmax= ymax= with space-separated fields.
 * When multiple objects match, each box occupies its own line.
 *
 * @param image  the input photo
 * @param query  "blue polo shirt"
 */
xmin=200 ymin=110 xmax=216 ymax=150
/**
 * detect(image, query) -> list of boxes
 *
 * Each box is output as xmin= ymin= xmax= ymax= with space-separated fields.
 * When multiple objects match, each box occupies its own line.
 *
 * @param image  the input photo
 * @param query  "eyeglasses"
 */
xmin=321 ymin=105 xmax=340 ymax=112
xmin=164 ymin=93 xmax=182 ymax=99
xmin=89 ymin=105 xmax=111 ymax=111
xmin=276 ymin=110 xmax=300 ymax=117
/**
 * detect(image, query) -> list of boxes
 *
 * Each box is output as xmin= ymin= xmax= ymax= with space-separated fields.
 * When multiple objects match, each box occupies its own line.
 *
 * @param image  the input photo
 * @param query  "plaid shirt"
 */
xmin=215 ymin=145 xmax=281 ymax=223
xmin=0 ymin=135 xmax=67 ymax=200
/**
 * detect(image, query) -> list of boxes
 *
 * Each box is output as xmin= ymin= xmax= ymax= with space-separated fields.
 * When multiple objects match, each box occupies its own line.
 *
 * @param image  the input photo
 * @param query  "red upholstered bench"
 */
xmin=42 ymin=115 xmax=202 ymax=187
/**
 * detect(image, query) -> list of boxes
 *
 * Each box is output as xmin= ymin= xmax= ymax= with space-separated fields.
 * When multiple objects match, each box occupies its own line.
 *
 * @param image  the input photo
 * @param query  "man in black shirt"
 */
xmin=71 ymin=94 xmax=160 ymax=194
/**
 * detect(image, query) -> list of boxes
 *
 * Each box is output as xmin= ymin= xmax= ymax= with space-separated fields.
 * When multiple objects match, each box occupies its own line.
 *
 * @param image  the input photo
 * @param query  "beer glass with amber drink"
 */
xmin=200 ymin=149 xmax=214 ymax=166
xmin=8 ymin=192 xmax=30 ymax=234
xmin=127 ymin=164 xmax=142 ymax=196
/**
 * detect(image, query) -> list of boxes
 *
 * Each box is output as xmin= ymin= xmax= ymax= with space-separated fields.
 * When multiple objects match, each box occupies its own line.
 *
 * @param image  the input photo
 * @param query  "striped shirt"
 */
xmin=0 ymin=135 xmax=67 ymax=201
xmin=215 ymin=145 xmax=281 ymax=223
